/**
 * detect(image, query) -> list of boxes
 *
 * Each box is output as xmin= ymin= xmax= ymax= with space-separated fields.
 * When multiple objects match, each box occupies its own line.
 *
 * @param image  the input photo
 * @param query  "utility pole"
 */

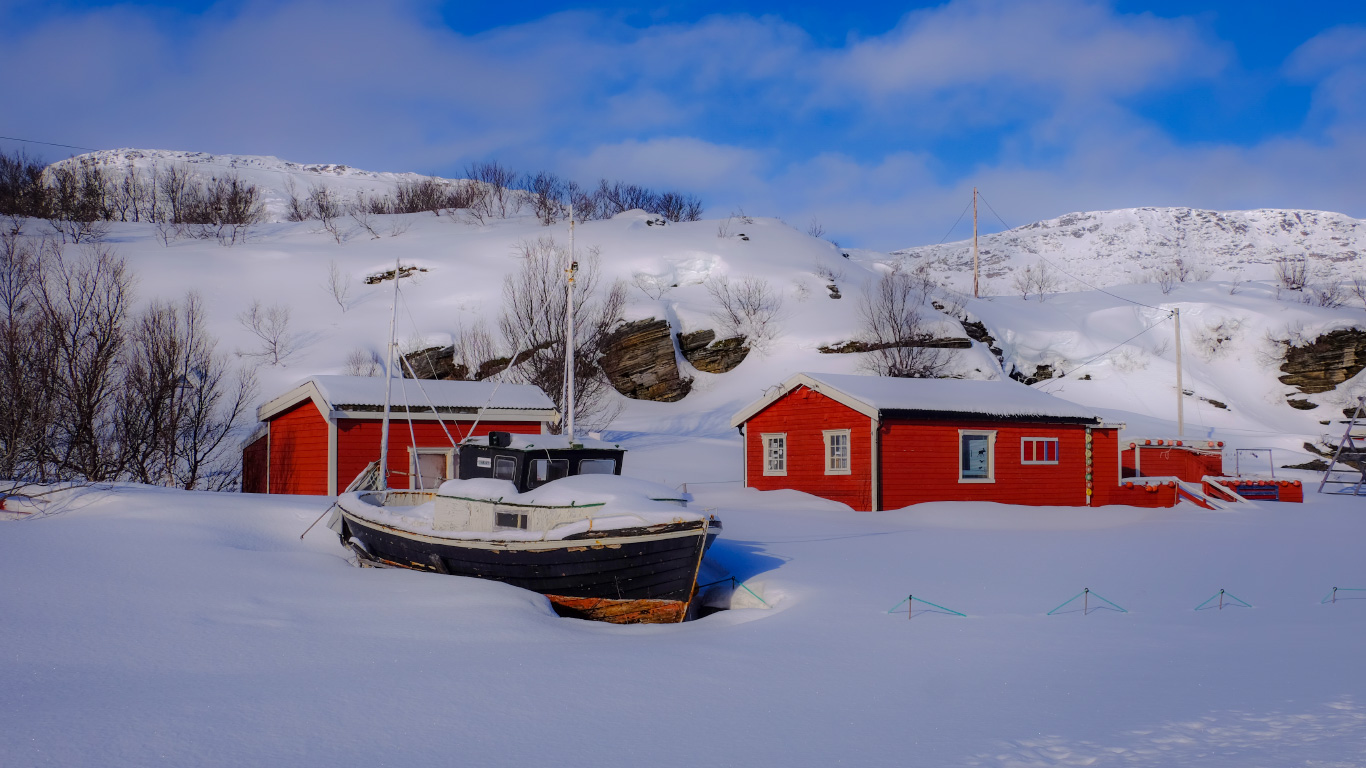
xmin=972 ymin=187 xmax=980 ymax=299
xmin=1174 ymin=307 xmax=1184 ymax=437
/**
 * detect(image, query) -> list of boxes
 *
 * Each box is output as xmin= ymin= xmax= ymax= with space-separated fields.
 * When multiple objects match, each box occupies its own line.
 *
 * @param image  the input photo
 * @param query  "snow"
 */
xmin=5 ymin=479 xmax=1366 ymax=766
xmin=303 ymin=374 xmax=555 ymax=411
xmin=794 ymin=371 xmax=1103 ymax=421
xmin=8 ymin=149 xmax=1366 ymax=765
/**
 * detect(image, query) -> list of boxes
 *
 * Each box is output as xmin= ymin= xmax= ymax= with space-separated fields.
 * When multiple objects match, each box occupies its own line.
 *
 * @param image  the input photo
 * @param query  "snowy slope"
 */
xmin=894 ymin=207 xmax=1366 ymax=290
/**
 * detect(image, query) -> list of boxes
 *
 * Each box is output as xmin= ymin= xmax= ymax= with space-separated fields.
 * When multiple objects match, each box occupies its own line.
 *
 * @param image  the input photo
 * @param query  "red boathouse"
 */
xmin=241 ymin=375 xmax=558 ymax=496
xmin=730 ymin=372 xmax=1141 ymax=511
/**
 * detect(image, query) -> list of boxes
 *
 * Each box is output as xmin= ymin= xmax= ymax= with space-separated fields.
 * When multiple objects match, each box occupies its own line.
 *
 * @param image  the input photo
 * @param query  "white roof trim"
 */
xmin=258 ymin=380 xmax=331 ymax=423
xmin=730 ymin=373 xmax=878 ymax=427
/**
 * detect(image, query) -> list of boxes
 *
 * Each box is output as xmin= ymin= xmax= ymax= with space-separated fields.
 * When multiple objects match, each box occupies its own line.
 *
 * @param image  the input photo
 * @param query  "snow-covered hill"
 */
xmin=894 ymin=207 xmax=1366 ymax=290
xmin=20 ymin=149 xmax=1366 ymax=473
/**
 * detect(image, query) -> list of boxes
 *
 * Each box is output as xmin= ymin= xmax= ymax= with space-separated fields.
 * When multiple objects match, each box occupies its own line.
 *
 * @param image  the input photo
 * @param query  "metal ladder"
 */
xmin=1318 ymin=396 xmax=1366 ymax=495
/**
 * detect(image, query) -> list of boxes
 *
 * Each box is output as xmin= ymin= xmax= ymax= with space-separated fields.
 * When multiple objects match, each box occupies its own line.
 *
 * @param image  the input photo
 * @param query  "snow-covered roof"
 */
xmin=258 ymin=375 xmax=557 ymax=422
xmin=731 ymin=372 xmax=1102 ymax=426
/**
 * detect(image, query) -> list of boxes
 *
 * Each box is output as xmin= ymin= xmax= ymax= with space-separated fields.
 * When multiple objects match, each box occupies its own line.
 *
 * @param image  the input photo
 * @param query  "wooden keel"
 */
xmin=547 ymin=595 xmax=691 ymax=624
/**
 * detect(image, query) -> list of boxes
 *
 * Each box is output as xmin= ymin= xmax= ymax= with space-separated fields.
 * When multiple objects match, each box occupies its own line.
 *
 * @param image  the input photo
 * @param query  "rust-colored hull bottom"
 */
xmin=547 ymin=594 xmax=690 ymax=624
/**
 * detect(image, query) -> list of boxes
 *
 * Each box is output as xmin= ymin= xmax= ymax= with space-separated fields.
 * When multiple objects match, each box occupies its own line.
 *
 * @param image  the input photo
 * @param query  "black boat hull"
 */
xmin=339 ymin=509 xmax=708 ymax=623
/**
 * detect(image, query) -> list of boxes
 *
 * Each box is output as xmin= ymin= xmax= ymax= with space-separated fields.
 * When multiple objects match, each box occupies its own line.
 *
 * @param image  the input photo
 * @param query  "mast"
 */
xmin=1174 ymin=307 xmax=1184 ymax=437
xmin=566 ymin=205 xmax=577 ymax=446
xmin=377 ymin=256 xmax=401 ymax=490
xmin=972 ymin=187 xmax=979 ymax=299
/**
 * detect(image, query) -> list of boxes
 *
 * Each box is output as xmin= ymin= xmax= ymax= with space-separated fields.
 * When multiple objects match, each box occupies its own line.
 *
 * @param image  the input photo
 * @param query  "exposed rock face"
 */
xmin=679 ymin=329 xmax=750 ymax=373
xmin=600 ymin=318 xmax=692 ymax=402
xmin=1278 ymin=329 xmax=1366 ymax=394
xmin=817 ymin=337 xmax=973 ymax=354
xmin=403 ymin=346 xmax=465 ymax=380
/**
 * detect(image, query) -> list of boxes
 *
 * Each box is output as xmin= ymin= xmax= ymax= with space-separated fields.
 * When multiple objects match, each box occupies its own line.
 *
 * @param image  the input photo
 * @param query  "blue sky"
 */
xmin=2 ymin=0 xmax=1364 ymax=249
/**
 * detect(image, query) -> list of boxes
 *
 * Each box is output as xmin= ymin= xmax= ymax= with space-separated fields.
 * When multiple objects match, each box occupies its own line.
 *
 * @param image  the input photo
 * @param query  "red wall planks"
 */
xmin=268 ymin=401 xmax=329 ymax=495
xmin=744 ymin=386 xmax=874 ymax=511
xmin=242 ymin=435 xmax=267 ymax=494
xmin=1121 ymin=445 xmax=1223 ymax=482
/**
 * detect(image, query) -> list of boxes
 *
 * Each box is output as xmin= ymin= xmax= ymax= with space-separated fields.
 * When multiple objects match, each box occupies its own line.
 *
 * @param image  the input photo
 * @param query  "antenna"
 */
xmin=377 ymin=256 xmax=401 ymax=490
xmin=1174 ymin=307 xmax=1183 ymax=437
xmin=972 ymin=187 xmax=979 ymax=299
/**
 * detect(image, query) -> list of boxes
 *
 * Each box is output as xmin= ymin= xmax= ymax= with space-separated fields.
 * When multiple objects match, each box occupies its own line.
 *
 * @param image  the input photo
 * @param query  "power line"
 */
xmin=1035 ymin=317 xmax=1171 ymax=392
xmin=0 ymin=135 xmax=99 ymax=152
xmin=934 ymin=198 xmax=974 ymax=246
xmin=976 ymin=191 xmax=1172 ymax=314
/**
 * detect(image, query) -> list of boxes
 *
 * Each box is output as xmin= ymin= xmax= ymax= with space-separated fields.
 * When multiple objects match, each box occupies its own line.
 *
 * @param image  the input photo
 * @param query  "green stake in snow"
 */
xmin=1195 ymin=589 xmax=1252 ymax=611
xmin=885 ymin=594 xmax=966 ymax=619
xmin=1047 ymin=587 xmax=1128 ymax=615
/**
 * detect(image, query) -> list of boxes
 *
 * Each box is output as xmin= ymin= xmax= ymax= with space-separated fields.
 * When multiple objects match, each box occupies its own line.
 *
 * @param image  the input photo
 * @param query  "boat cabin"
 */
xmin=458 ymin=432 xmax=626 ymax=493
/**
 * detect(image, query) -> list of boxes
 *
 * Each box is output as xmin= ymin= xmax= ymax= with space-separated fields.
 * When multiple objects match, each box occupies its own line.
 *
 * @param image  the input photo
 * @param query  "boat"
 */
xmin=327 ymin=215 xmax=716 ymax=623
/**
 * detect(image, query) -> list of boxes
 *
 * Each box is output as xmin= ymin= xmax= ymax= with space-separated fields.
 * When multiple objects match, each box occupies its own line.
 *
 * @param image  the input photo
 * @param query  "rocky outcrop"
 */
xmin=817 ymin=337 xmax=973 ymax=354
xmin=1278 ymin=329 xmax=1366 ymax=394
xmin=678 ymin=329 xmax=750 ymax=373
xmin=404 ymin=345 xmax=466 ymax=380
xmin=600 ymin=319 xmax=692 ymax=402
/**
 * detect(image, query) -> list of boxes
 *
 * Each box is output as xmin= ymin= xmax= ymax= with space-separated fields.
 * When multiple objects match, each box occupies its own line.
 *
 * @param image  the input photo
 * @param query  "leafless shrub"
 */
xmin=856 ymin=269 xmax=950 ymax=378
xmin=807 ymin=218 xmax=825 ymax=239
xmin=323 ymin=260 xmax=353 ymax=312
xmin=498 ymin=236 xmax=627 ymax=431
xmin=705 ymin=274 xmax=783 ymax=347
xmin=1191 ymin=317 xmax=1245 ymax=361
xmin=451 ymin=322 xmax=498 ymax=380
xmin=1011 ymin=261 xmax=1062 ymax=301
xmin=814 ymin=261 xmax=845 ymax=284
xmin=284 ymin=178 xmax=310 ymax=222
xmin=467 ymin=161 xmax=519 ymax=220
xmin=717 ymin=215 xmax=735 ymax=238
xmin=237 ymin=299 xmax=298 ymax=366
xmin=1306 ymin=276 xmax=1348 ymax=308
xmin=1350 ymin=275 xmax=1366 ymax=309
xmin=523 ymin=171 xmax=566 ymax=226
xmin=656 ymin=191 xmax=703 ymax=222
xmin=1275 ymin=255 xmax=1309 ymax=292
xmin=342 ymin=347 xmax=385 ymax=377
xmin=348 ymin=193 xmax=381 ymax=239
xmin=388 ymin=219 xmax=412 ymax=238
xmin=308 ymin=185 xmax=344 ymax=243
xmin=632 ymin=274 xmax=674 ymax=300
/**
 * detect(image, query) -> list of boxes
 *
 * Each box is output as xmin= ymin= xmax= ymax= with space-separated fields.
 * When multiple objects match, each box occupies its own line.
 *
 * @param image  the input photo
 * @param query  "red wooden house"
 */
xmin=730 ymin=372 xmax=1140 ymax=511
xmin=241 ymin=375 xmax=558 ymax=496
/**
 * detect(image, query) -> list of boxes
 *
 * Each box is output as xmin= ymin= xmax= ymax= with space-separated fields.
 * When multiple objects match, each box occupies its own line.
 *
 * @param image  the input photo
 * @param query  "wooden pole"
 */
xmin=566 ymin=205 xmax=577 ymax=446
xmin=378 ymin=256 xmax=401 ymax=490
xmin=908 ymin=594 xmax=913 ymax=620
xmin=1084 ymin=588 xmax=1089 ymax=615
xmin=1219 ymin=588 xmax=1224 ymax=610
xmin=972 ymin=188 xmax=979 ymax=299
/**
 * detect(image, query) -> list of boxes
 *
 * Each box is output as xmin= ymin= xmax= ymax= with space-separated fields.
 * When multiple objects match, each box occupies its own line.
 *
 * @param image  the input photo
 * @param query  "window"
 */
xmin=410 ymin=448 xmax=453 ymax=490
xmin=493 ymin=456 xmax=517 ymax=482
xmin=762 ymin=434 xmax=786 ymax=476
xmin=578 ymin=458 xmax=617 ymax=475
xmin=959 ymin=430 xmax=996 ymax=482
xmin=495 ymin=511 xmax=528 ymax=530
xmin=824 ymin=430 xmax=851 ymax=475
xmin=1021 ymin=437 xmax=1059 ymax=465
xmin=527 ymin=458 xmax=568 ymax=489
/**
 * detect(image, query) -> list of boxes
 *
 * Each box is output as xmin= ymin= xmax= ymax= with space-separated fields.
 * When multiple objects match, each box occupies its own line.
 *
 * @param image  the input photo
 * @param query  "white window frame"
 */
xmin=762 ymin=433 xmax=787 ymax=476
xmin=823 ymin=429 xmax=851 ymax=475
xmin=958 ymin=430 xmax=996 ymax=483
xmin=1021 ymin=437 xmax=1060 ymax=465
xmin=409 ymin=447 xmax=455 ymax=490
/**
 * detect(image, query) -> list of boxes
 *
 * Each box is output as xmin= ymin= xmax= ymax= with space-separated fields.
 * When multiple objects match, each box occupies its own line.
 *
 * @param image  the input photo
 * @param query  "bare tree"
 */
xmin=35 ymin=244 xmax=133 ymax=481
xmin=237 ymin=299 xmax=299 ymax=365
xmin=323 ymin=259 xmax=353 ymax=312
xmin=1307 ymin=276 xmax=1348 ymax=308
xmin=348 ymin=192 xmax=381 ymax=238
xmin=856 ymin=268 xmax=951 ymax=378
xmin=704 ymin=274 xmax=784 ymax=346
xmin=1275 ymin=255 xmax=1309 ymax=292
xmin=283 ymin=178 xmax=311 ymax=222
xmin=1011 ymin=261 xmax=1062 ymax=301
xmin=467 ymin=161 xmax=519 ymax=219
xmin=0 ymin=223 xmax=58 ymax=481
xmin=807 ymin=218 xmax=825 ymax=239
xmin=498 ymin=237 xmax=626 ymax=431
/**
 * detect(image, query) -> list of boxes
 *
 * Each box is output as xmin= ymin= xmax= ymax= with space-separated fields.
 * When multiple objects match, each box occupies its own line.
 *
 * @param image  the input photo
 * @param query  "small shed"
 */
xmin=730 ymin=372 xmax=1128 ymax=511
xmin=241 ymin=375 xmax=558 ymax=496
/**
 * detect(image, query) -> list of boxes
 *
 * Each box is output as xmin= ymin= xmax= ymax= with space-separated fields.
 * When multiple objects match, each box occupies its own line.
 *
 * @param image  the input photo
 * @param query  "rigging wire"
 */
xmin=975 ymin=191 xmax=1172 ymax=314
xmin=934 ymin=198 xmax=975 ymax=246
xmin=0 ymin=135 xmax=99 ymax=152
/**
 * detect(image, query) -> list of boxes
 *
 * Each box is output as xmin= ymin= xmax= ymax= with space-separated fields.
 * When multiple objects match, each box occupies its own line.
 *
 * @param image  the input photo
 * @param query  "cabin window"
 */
xmin=1021 ymin=437 xmax=1059 ymax=465
xmin=823 ymin=430 xmax=851 ymax=475
xmin=959 ymin=430 xmax=996 ymax=482
xmin=495 ymin=511 xmax=529 ymax=530
xmin=493 ymin=456 xmax=517 ymax=482
xmin=579 ymin=459 xmax=617 ymax=474
xmin=527 ymin=459 xmax=569 ymax=489
xmin=762 ymin=433 xmax=787 ymax=476
xmin=410 ymin=448 xmax=454 ymax=490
